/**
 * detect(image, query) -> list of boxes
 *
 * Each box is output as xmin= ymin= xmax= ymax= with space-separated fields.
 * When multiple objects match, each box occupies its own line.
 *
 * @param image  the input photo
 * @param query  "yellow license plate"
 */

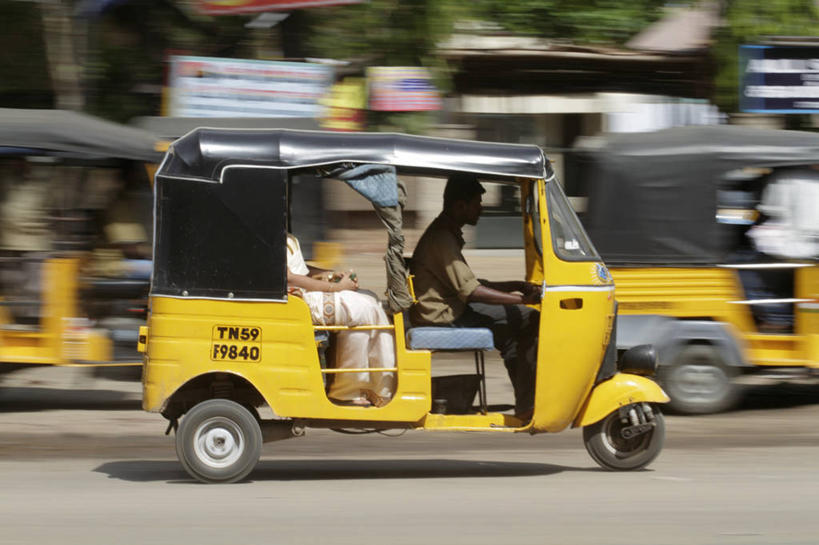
xmin=211 ymin=325 xmax=262 ymax=362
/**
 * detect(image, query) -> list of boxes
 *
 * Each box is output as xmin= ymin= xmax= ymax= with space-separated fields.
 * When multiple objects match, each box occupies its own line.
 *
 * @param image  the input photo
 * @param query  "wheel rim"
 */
xmin=599 ymin=414 xmax=651 ymax=459
xmin=193 ymin=417 xmax=245 ymax=469
xmin=671 ymin=363 xmax=729 ymax=404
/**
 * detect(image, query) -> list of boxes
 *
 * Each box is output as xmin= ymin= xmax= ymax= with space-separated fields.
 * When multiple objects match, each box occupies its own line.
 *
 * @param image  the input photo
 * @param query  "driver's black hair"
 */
xmin=443 ymin=173 xmax=485 ymax=209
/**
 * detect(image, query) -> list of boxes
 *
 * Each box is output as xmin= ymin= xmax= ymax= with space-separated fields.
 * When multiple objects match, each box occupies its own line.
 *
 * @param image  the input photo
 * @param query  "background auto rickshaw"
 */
xmin=140 ymin=128 xmax=669 ymax=483
xmin=568 ymin=125 xmax=819 ymax=414
xmin=0 ymin=108 xmax=162 ymax=376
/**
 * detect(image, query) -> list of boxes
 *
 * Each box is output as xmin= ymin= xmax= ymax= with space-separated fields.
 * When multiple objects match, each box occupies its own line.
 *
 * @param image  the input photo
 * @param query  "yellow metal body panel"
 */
xmin=613 ymin=267 xmax=755 ymax=331
xmin=573 ymin=373 xmax=670 ymax=428
xmin=612 ymin=266 xmax=819 ymax=368
xmin=796 ymin=266 xmax=819 ymax=366
xmin=521 ymin=180 xmax=545 ymax=285
xmin=143 ymin=297 xmax=431 ymax=423
xmin=420 ymin=412 xmax=527 ymax=431
xmin=532 ymin=286 xmax=615 ymax=432
xmin=140 ymin=177 xmax=669 ymax=434
xmin=0 ymin=258 xmax=115 ymax=366
xmin=529 ymin=178 xmax=619 ymax=433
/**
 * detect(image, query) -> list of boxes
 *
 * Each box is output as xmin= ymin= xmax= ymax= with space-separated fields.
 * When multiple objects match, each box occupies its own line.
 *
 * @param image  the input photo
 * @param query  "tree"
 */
xmin=466 ymin=0 xmax=667 ymax=45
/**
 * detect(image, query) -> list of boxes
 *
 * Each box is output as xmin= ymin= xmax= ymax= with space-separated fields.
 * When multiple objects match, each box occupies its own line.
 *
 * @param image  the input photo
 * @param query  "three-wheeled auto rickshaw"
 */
xmin=140 ymin=128 xmax=669 ymax=483
xmin=570 ymin=125 xmax=819 ymax=414
xmin=0 ymin=108 xmax=162 ymax=376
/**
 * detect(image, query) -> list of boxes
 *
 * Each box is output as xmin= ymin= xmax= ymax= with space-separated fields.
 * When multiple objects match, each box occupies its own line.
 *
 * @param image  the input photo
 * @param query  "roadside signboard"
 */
xmin=166 ymin=55 xmax=334 ymax=118
xmin=367 ymin=67 xmax=442 ymax=112
xmin=740 ymin=44 xmax=819 ymax=113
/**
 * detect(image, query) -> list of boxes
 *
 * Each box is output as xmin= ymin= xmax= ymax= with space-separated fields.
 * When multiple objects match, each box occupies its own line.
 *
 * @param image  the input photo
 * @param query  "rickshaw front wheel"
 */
xmin=175 ymin=399 xmax=262 ymax=484
xmin=582 ymin=404 xmax=665 ymax=471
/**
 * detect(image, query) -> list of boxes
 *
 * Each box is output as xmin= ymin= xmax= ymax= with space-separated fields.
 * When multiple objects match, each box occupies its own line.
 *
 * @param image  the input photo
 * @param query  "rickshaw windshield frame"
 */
xmin=546 ymin=178 xmax=600 ymax=262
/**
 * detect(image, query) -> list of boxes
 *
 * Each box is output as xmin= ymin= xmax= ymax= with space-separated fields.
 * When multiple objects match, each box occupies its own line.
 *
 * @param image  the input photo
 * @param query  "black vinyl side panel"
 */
xmin=153 ymin=168 xmax=287 ymax=300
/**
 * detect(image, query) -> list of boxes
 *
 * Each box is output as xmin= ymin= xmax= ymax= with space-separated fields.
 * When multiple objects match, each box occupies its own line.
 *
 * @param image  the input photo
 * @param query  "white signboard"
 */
xmin=166 ymin=55 xmax=334 ymax=118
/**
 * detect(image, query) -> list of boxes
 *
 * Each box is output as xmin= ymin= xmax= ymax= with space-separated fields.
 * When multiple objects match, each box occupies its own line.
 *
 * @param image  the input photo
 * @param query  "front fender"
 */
xmin=573 ymin=373 xmax=669 ymax=428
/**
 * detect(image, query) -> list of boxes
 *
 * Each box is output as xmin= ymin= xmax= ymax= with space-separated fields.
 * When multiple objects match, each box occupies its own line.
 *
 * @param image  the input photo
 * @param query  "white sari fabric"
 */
xmin=286 ymin=235 xmax=396 ymax=403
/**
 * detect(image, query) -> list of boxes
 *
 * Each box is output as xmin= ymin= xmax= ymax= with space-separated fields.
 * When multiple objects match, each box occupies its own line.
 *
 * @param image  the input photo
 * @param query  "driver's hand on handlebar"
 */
xmin=521 ymin=283 xmax=542 ymax=304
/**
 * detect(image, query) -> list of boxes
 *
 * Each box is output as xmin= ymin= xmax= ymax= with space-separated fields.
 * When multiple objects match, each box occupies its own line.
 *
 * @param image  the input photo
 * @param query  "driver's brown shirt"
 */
xmin=410 ymin=213 xmax=480 ymax=325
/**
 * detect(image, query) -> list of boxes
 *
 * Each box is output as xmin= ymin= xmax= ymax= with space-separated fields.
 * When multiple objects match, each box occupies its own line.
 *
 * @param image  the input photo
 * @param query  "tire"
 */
xmin=175 ymin=399 xmax=262 ymax=484
xmin=583 ymin=404 xmax=665 ymax=471
xmin=659 ymin=344 xmax=739 ymax=415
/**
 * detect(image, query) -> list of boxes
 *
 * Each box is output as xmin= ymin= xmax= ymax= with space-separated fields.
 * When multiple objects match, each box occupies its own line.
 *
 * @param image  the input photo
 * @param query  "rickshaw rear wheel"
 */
xmin=175 ymin=399 xmax=262 ymax=484
xmin=583 ymin=404 xmax=665 ymax=471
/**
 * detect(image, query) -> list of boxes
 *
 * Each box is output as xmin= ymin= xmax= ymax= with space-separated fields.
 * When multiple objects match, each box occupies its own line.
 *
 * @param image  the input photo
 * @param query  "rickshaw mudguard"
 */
xmin=572 ymin=373 xmax=670 ymax=428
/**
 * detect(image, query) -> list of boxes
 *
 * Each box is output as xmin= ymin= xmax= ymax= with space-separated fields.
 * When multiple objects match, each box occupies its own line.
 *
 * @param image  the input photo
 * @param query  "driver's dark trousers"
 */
xmin=452 ymin=302 xmax=539 ymax=415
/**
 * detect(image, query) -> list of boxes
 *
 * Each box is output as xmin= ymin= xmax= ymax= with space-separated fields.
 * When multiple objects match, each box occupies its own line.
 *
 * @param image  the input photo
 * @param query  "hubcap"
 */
xmin=193 ymin=417 xmax=245 ymax=469
xmin=601 ymin=411 xmax=651 ymax=458
xmin=674 ymin=364 xmax=728 ymax=401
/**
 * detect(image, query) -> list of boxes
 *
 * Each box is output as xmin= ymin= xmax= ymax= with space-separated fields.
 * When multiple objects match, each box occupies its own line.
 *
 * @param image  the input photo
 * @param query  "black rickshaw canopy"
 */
xmin=571 ymin=125 xmax=819 ymax=265
xmin=152 ymin=128 xmax=551 ymax=304
xmin=158 ymin=128 xmax=550 ymax=182
xmin=0 ymin=108 xmax=163 ymax=162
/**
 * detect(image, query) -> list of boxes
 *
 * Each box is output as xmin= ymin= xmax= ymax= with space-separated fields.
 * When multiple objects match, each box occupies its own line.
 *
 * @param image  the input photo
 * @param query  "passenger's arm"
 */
xmin=305 ymin=264 xmax=332 ymax=279
xmin=288 ymin=270 xmax=358 ymax=292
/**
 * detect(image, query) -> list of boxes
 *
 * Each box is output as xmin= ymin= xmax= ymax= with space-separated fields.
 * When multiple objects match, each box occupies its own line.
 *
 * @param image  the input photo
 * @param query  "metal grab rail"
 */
xmin=320 ymin=367 xmax=398 ymax=374
xmin=728 ymin=298 xmax=816 ymax=305
xmin=313 ymin=325 xmax=395 ymax=331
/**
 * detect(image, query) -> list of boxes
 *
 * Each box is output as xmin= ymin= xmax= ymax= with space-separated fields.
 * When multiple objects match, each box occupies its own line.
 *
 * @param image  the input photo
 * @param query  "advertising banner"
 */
xmin=198 ymin=0 xmax=362 ymax=16
xmin=740 ymin=45 xmax=819 ymax=113
xmin=166 ymin=55 xmax=334 ymax=118
xmin=367 ymin=67 xmax=442 ymax=112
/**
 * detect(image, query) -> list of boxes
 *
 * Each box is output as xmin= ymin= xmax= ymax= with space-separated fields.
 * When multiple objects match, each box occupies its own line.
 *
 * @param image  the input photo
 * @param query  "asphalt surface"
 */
xmin=2 ymin=362 xmax=819 ymax=545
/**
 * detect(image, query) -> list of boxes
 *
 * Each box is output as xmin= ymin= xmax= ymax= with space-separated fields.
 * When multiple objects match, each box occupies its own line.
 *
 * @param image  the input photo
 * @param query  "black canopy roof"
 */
xmin=0 ymin=108 xmax=163 ymax=162
xmin=572 ymin=125 xmax=819 ymax=265
xmin=159 ymin=128 xmax=550 ymax=182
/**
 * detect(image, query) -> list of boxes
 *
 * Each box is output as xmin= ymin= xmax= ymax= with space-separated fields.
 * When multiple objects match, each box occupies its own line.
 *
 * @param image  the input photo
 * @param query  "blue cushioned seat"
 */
xmin=406 ymin=327 xmax=494 ymax=351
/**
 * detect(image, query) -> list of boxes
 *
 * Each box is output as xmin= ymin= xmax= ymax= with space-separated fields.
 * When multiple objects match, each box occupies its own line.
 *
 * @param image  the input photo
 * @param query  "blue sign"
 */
xmin=739 ymin=45 xmax=819 ymax=114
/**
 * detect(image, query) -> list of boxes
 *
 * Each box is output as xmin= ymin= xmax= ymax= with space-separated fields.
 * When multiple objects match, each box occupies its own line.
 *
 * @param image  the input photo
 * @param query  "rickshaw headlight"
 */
xmin=617 ymin=344 xmax=657 ymax=376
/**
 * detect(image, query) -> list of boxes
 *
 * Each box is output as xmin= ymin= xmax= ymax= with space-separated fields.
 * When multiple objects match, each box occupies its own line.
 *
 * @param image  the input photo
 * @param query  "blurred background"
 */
xmin=0 ymin=0 xmax=817 ymax=402
xmin=3 ymin=0 xmax=818 ymax=249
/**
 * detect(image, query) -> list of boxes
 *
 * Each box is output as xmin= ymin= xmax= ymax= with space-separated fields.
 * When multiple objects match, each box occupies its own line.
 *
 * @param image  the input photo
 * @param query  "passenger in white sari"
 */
xmin=286 ymin=234 xmax=395 ymax=407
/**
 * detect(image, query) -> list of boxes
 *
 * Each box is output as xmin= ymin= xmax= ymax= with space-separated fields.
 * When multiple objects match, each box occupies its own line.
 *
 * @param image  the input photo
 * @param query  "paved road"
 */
xmin=2 ymin=365 xmax=819 ymax=545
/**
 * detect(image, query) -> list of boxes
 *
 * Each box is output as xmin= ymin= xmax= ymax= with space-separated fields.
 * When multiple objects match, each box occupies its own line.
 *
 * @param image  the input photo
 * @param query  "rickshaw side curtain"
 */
xmin=374 ymin=178 xmax=412 ymax=313
xmin=325 ymin=164 xmax=412 ymax=313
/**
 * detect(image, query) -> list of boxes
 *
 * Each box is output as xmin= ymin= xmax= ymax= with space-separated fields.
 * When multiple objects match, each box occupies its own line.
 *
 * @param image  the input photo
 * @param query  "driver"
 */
xmin=410 ymin=173 xmax=541 ymax=420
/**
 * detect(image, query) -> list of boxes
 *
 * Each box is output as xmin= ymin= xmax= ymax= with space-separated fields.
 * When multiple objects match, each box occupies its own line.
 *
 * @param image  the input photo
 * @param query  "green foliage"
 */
xmin=304 ymin=0 xmax=667 ymax=133
xmin=714 ymin=0 xmax=819 ymax=112
xmin=305 ymin=0 xmax=465 ymax=133
xmin=305 ymin=0 xmax=461 ymax=66
xmin=468 ymin=0 xmax=667 ymax=44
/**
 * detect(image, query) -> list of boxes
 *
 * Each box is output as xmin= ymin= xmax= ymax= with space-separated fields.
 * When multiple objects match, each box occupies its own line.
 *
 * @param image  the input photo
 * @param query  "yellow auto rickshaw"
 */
xmin=0 ymin=108 xmax=162 ymax=376
xmin=139 ymin=128 xmax=669 ymax=483
xmin=571 ymin=126 xmax=819 ymax=414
